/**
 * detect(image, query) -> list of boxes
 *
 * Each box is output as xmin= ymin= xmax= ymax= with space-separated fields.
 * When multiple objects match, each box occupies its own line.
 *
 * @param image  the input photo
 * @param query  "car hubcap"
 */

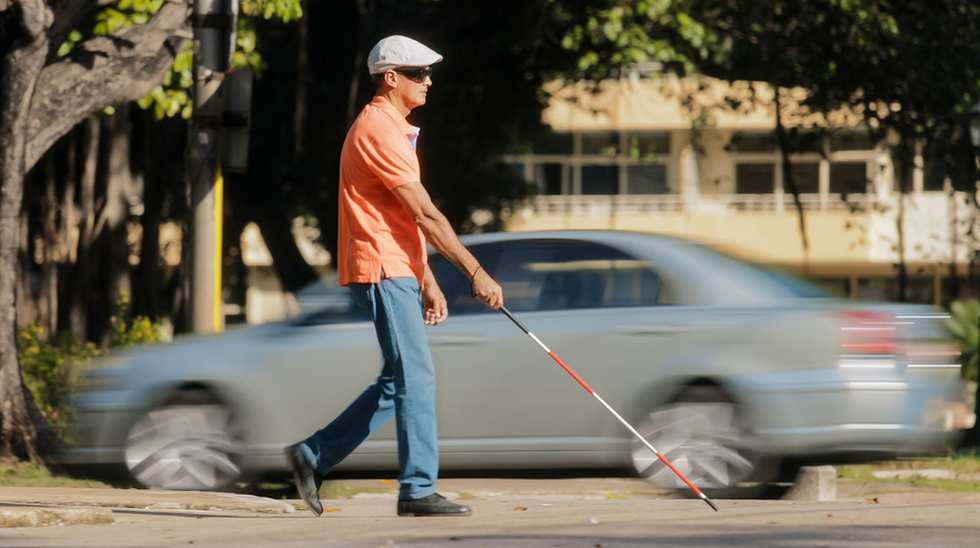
xmin=125 ymin=404 xmax=240 ymax=490
xmin=632 ymin=401 xmax=755 ymax=490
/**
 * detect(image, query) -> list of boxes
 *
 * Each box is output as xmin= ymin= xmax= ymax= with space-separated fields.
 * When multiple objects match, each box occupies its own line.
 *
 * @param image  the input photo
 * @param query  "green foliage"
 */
xmin=57 ymin=0 xmax=304 ymax=120
xmin=17 ymin=325 xmax=100 ymax=436
xmin=18 ymin=297 xmax=164 ymax=436
xmin=947 ymin=300 xmax=979 ymax=382
xmin=559 ymin=0 xmax=726 ymax=77
xmin=108 ymin=294 xmax=164 ymax=348
xmin=241 ymin=0 xmax=303 ymax=22
xmin=110 ymin=315 xmax=162 ymax=349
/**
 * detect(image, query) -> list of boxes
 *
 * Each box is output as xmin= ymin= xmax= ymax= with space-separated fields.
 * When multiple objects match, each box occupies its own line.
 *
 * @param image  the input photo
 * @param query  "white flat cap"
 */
xmin=367 ymin=35 xmax=443 ymax=75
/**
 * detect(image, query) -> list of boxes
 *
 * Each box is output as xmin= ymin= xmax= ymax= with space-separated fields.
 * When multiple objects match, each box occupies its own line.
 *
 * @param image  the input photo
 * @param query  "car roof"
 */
xmin=458 ymin=229 xmax=681 ymax=248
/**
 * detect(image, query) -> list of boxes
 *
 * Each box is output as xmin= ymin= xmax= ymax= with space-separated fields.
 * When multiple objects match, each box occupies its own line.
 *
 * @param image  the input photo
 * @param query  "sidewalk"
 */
xmin=0 ymin=477 xmax=662 ymax=528
xmin=0 ymin=486 xmax=297 ymax=528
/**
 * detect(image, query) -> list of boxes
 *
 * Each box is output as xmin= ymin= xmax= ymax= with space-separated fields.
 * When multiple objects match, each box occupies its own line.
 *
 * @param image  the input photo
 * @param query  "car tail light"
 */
xmin=838 ymin=310 xmax=898 ymax=369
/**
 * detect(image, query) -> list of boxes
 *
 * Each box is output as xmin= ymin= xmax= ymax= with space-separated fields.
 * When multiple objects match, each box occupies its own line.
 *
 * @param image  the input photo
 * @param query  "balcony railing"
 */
xmin=527 ymin=193 xmax=875 ymax=215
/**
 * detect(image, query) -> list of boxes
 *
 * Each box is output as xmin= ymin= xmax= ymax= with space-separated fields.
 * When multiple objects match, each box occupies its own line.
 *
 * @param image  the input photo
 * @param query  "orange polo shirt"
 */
xmin=337 ymin=96 xmax=427 ymax=286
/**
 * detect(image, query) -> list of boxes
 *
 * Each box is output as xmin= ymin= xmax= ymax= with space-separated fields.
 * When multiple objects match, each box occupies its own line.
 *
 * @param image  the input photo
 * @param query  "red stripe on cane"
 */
xmin=547 ymin=352 xmax=594 ymax=394
xmin=655 ymin=451 xmax=707 ymax=498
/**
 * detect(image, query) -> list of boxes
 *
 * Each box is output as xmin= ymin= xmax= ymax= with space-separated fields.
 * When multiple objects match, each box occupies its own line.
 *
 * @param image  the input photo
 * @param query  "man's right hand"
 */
xmin=472 ymin=268 xmax=504 ymax=309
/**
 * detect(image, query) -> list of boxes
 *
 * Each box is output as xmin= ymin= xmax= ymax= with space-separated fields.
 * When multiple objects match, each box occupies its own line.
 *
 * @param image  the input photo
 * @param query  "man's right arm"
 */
xmin=392 ymin=181 xmax=503 ymax=309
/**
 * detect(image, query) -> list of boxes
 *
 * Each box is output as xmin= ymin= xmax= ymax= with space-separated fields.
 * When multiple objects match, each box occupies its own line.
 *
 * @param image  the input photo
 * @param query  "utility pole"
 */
xmin=188 ymin=0 xmax=238 ymax=333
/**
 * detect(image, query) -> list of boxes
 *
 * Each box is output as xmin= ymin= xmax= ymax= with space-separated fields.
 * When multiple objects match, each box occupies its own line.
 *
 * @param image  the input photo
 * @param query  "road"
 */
xmin=2 ymin=478 xmax=978 ymax=547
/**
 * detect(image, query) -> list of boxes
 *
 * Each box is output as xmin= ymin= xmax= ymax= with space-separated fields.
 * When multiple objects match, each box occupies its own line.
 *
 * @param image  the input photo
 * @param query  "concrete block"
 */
xmin=787 ymin=465 xmax=837 ymax=501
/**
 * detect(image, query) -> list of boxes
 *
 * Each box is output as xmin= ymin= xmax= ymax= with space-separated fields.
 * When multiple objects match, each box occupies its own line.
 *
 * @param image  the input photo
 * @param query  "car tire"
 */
xmin=631 ymin=384 xmax=779 ymax=498
xmin=124 ymin=389 xmax=242 ymax=491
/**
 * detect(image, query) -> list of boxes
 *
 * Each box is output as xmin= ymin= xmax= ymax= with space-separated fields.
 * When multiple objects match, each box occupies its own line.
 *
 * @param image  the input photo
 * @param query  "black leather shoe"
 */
xmin=285 ymin=444 xmax=323 ymax=516
xmin=397 ymin=493 xmax=471 ymax=517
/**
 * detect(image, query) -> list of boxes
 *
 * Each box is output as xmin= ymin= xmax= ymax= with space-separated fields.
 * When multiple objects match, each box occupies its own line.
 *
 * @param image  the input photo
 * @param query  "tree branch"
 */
xmin=46 ymin=0 xmax=106 ymax=56
xmin=24 ymin=0 xmax=190 ymax=171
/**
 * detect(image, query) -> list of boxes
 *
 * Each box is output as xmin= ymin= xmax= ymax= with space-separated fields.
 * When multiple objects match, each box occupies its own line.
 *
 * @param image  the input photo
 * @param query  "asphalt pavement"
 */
xmin=2 ymin=477 xmax=978 ymax=547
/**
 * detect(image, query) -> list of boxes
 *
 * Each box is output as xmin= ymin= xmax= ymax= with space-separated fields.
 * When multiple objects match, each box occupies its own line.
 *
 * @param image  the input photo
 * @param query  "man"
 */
xmin=285 ymin=35 xmax=504 ymax=518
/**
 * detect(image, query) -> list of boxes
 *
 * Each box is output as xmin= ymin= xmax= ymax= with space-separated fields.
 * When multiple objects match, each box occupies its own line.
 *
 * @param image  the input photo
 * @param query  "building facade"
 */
xmin=500 ymin=76 xmax=976 ymax=304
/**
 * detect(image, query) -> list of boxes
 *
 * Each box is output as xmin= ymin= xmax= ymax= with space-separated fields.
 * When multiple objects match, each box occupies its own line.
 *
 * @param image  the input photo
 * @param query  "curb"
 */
xmin=0 ymin=508 xmax=114 ymax=528
xmin=0 ymin=488 xmax=296 ymax=516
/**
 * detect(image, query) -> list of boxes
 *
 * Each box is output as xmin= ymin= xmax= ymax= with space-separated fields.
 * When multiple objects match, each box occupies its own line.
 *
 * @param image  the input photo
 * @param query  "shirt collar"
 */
xmin=370 ymin=95 xmax=418 ymax=136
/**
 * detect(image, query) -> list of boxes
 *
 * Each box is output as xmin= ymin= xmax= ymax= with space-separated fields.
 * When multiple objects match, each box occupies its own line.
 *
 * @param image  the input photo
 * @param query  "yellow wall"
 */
xmin=505 ymin=207 xmax=869 ymax=269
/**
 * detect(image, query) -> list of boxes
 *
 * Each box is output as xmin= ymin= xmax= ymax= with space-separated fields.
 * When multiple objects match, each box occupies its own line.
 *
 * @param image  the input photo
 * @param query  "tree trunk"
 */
xmin=0 ymin=0 xmax=56 ymax=461
xmin=15 ymin=200 xmax=35 ymax=330
xmin=774 ymin=87 xmax=810 ymax=273
xmin=58 ymin=126 xmax=78 ymax=333
xmin=293 ymin=0 xmax=310 ymax=163
xmin=345 ymin=0 xmax=375 ymax=126
xmin=250 ymin=205 xmax=318 ymax=294
xmin=40 ymin=154 xmax=58 ymax=334
xmin=89 ymin=108 xmax=133 ymax=347
xmin=70 ymin=115 xmax=100 ymax=341
xmin=134 ymin=115 xmax=163 ymax=320
xmin=893 ymin=143 xmax=911 ymax=302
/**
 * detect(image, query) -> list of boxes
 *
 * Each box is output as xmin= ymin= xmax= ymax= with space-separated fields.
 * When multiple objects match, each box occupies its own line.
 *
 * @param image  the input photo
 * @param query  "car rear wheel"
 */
xmin=631 ymin=384 xmax=776 ymax=498
xmin=124 ymin=390 xmax=242 ymax=490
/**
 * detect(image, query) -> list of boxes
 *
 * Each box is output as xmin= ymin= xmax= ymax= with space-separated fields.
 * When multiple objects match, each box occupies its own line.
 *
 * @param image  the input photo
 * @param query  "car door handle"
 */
xmin=429 ymin=335 xmax=490 ymax=346
xmin=617 ymin=324 xmax=687 ymax=336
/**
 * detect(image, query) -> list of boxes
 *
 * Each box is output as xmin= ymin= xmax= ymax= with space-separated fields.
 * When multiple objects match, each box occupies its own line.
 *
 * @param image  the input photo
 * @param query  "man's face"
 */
xmin=387 ymin=66 xmax=433 ymax=108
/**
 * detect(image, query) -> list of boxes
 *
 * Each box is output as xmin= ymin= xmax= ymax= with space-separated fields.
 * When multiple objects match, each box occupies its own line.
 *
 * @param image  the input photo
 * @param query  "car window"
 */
xmin=429 ymin=245 xmax=502 ymax=316
xmin=293 ymin=286 xmax=371 ymax=325
xmin=431 ymin=239 xmax=663 ymax=314
xmin=525 ymin=239 xmax=662 ymax=311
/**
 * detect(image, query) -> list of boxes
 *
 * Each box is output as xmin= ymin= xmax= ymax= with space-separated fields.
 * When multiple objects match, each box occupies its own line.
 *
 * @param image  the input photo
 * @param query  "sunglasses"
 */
xmin=392 ymin=66 xmax=433 ymax=83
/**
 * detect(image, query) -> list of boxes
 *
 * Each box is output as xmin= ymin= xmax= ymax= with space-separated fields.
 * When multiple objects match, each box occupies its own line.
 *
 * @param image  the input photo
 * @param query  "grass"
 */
xmin=837 ymin=452 xmax=980 ymax=493
xmin=0 ymin=459 xmax=109 ymax=488
xmin=318 ymin=480 xmax=397 ymax=500
xmin=858 ymin=452 xmax=980 ymax=475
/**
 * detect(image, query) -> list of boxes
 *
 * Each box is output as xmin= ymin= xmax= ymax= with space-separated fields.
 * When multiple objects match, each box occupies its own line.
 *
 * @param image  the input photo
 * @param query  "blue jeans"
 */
xmin=298 ymin=277 xmax=438 ymax=500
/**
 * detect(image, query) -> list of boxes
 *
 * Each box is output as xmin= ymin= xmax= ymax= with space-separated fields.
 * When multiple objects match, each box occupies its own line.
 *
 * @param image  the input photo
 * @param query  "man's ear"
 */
xmin=383 ymin=71 xmax=399 ymax=89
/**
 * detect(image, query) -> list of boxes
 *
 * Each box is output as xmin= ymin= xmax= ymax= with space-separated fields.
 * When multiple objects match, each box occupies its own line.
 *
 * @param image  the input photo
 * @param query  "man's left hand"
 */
xmin=422 ymin=283 xmax=448 ymax=325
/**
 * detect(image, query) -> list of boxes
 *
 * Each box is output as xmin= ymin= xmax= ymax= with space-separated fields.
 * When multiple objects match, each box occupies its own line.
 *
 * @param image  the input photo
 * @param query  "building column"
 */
xmin=873 ymin=146 xmax=893 ymax=201
xmin=676 ymin=131 xmax=700 ymax=210
xmin=819 ymin=158 xmax=830 ymax=210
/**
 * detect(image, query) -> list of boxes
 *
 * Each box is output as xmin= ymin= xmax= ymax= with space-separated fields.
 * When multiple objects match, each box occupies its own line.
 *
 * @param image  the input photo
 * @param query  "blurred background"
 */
xmin=0 ymin=1 xmax=978 ymax=477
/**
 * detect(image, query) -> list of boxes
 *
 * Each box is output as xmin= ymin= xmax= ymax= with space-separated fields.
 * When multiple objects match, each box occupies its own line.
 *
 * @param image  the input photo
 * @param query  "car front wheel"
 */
xmin=631 ymin=385 xmax=776 ymax=497
xmin=124 ymin=390 xmax=242 ymax=490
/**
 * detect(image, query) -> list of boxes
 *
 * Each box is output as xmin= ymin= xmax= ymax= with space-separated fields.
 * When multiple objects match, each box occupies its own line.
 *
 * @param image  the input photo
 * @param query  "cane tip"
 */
xmin=702 ymin=495 xmax=719 ymax=512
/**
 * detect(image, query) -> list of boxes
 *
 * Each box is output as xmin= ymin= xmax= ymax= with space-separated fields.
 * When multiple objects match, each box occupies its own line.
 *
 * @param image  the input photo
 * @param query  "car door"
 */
xmin=248 ymin=286 xmax=399 ymax=461
xmin=430 ymin=237 xmax=671 ymax=465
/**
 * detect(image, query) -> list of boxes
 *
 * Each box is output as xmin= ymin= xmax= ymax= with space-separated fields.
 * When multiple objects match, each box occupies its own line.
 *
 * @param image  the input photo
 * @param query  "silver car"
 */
xmin=63 ymin=231 xmax=965 ymax=495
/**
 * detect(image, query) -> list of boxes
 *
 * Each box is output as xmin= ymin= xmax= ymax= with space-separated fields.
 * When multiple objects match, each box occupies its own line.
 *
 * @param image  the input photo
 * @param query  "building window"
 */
xmin=626 ymin=165 xmax=668 ymax=194
xmin=830 ymin=162 xmax=868 ymax=195
xmin=786 ymin=162 xmax=820 ymax=194
xmin=507 ymin=130 xmax=671 ymax=196
xmin=729 ymin=132 xmax=777 ymax=153
xmin=535 ymin=163 xmax=566 ymax=195
xmin=735 ymin=163 xmax=774 ymax=193
xmin=581 ymin=132 xmax=620 ymax=156
xmin=922 ymin=143 xmax=955 ymax=191
xmin=923 ymin=160 xmax=948 ymax=191
xmin=532 ymin=131 xmax=573 ymax=154
xmin=581 ymin=165 xmax=619 ymax=194
xmin=830 ymin=131 xmax=873 ymax=152
xmin=626 ymin=133 xmax=670 ymax=160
